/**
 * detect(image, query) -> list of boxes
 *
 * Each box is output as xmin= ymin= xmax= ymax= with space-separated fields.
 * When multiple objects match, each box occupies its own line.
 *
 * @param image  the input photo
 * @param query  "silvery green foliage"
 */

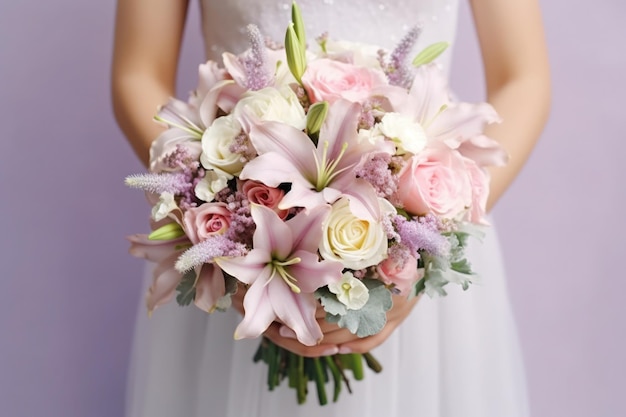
xmin=317 ymin=279 xmax=393 ymax=338
xmin=214 ymin=273 xmax=239 ymax=312
xmin=420 ymin=224 xmax=486 ymax=297
xmin=176 ymin=270 xmax=198 ymax=306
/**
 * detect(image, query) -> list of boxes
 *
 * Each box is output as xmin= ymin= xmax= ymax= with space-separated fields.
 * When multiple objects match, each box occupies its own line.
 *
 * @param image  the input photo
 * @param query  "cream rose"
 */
xmin=233 ymin=86 xmax=306 ymax=132
xmin=200 ymin=115 xmax=244 ymax=177
xmin=302 ymin=58 xmax=388 ymax=104
xmin=195 ymin=170 xmax=229 ymax=202
xmin=319 ymin=198 xmax=388 ymax=270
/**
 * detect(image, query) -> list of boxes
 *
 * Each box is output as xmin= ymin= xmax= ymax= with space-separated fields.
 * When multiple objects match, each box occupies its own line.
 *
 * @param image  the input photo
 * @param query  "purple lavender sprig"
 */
xmin=380 ymin=26 xmax=421 ymax=89
xmin=242 ymin=24 xmax=271 ymax=91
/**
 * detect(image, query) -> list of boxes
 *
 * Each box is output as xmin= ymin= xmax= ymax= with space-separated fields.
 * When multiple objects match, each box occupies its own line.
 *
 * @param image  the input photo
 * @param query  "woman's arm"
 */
xmin=111 ymin=0 xmax=190 ymax=167
xmin=470 ymin=0 xmax=551 ymax=210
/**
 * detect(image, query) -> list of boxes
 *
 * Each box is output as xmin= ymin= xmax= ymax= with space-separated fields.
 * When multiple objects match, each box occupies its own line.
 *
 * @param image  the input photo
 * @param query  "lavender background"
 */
xmin=0 ymin=0 xmax=624 ymax=416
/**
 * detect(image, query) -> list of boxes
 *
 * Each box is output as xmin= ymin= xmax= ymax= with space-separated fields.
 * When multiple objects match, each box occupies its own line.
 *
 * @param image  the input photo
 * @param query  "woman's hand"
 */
xmin=231 ymin=284 xmax=420 ymax=357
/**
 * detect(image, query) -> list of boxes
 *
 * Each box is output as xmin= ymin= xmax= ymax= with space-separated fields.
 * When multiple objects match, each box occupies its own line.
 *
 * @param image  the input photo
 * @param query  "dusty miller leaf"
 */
xmin=325 ymin=279 xmax=393 ymax=338
xmin=315 ymin=287 xmax=347 ymax=316
xmin=175 ymin=270 xmax=197 ymax=306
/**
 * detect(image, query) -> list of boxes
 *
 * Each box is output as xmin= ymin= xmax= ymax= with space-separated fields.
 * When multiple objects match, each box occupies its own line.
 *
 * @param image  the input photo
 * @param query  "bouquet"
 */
xmin=125 ymin=2 xmax=507 ymax=405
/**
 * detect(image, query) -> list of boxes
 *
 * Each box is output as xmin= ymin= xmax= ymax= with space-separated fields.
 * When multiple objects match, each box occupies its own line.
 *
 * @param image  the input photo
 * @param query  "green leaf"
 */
xmin=451 ymin=257 xmax=473 ymax=275
xmin=175 ymin=270 xmax=197 ymax=306
xmin=412 ymin=41 xmax=450 ymax=67
xmin=148 ymin=222 xmax=185 ymax=241
xmin=306 ymin=101 xmax=329 ymax=135
xmin=325 ymin=279 xmax=392 ymax=337
xmin=315 ymin=287 xmax=347 ymax=316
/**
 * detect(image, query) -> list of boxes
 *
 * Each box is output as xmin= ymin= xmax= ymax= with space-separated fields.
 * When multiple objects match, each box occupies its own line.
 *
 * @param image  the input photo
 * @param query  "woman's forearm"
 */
xmin=484 ymin=73 xmax=551 ymax=211
xmin=470 ymin=0 xmax=551 ymax=211
xmin=111 ymin=0 xmax=189 ymax=168
xmin=112 ymin=74 xmax=171 ymax=167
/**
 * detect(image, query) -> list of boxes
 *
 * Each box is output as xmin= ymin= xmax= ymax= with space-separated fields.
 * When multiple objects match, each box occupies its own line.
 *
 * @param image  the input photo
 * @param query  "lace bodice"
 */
xmin=200 ymin=0 xmax=459 ymax=72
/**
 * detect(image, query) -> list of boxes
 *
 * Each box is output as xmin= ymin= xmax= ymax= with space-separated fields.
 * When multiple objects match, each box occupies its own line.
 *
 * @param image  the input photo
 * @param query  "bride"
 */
xmin=112 ymin=1 xmax=550 ymax=416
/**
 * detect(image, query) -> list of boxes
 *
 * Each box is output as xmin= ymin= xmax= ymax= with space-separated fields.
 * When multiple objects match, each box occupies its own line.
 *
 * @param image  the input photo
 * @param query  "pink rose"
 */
xmin=463 ymin=158 xmax=490 ymax=225
xmin=183 ymin=202 xmax=231 ymax=244
xmin=396 ymin=146 xmax=472 ymax=218
xmin=302 ymin=58 xmax=387 ymax=104
xmin=376 ymin=255 xmax=423 ymax=296
xmin=241 ymin=180 xmax=289 ymax=219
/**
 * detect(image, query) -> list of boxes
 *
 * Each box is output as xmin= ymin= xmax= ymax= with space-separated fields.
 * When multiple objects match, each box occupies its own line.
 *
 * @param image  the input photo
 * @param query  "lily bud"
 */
xmin=291 ymin=1 xmax=306 ymax=51
xmin=306 ymin=101 xmax=329 ymax=135
xmin=148 ymin=222 xmax=186 ymax=241
xmin=285 ymin=22 xmax=307 ymax=83
xmin=412 ymin=41 xmax=450 ymax=67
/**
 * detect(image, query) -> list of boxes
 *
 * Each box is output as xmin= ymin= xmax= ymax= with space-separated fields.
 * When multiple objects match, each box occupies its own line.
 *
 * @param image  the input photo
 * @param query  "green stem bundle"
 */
xmin=252 ymin=337 xmax=383 ymax=405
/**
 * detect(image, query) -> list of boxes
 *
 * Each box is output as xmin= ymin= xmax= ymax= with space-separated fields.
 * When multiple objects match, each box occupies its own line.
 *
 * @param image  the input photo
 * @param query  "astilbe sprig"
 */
xmin=355 ymin=153 xmax=398 ymax=200
xmin=125 ymin=172 xmax=191 ymax=195
xmin=175 ymin=235 xmax=248 ymax=273
xmin=243 ymin=24 xmax=271 ymax=91
xmin=393 ymin=214 xmax=451 ymax=258
xmin=214 ymin=189 xmax=255 ymax=247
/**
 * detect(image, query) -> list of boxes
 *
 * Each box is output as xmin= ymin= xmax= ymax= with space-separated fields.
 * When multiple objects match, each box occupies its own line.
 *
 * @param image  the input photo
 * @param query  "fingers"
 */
xmin=263 ymin=323 xmax=339 ymax=357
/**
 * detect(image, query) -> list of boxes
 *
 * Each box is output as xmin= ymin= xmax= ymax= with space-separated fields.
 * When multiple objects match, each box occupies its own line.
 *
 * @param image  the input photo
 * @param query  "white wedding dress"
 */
xmin=126 ymin=1 xmax=530 ymax=416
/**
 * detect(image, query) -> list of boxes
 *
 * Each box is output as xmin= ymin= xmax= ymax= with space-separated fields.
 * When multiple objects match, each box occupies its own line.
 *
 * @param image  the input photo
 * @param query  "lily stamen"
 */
xmin=313 ymin=141 xmax=350 ymax=191
xmin=154 ymin=115 xmax=203 ymax=139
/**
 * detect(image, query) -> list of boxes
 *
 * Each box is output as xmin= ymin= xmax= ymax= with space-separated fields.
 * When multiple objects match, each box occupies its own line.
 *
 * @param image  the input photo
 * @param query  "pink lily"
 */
xmin=127 ymin=234 xmax=190 ymax=313
xmin=240 ymin=99 xmax=381 ymax=220
xmin=390 ymin=64 xmax=506 ymax=166
xmin=215 ymin=204 xmax=343 ymax=346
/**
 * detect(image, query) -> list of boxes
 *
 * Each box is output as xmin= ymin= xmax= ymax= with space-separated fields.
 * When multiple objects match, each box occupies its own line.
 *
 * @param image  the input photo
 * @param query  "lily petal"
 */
xmin=287 ymin=205 xmax=330 ymax=253
xmin=215 ymin=249 xmax=270 ymax=285
xmin=250 ymin=205 xmax=293 ymax=260
xmin=146 ymin=252 xmax=184 ymax=312
xmin=234 ymin=266 xmax=276 ymax=339
xmin=288 ymin=250 xmax=343 ymax=293
xmin=193 ymin=264 xmax=226 ymax=312
xmin=127 ymin=234 xmax=189 ymax=263
xmin=430 ymin=102 xmax=501 ymax=144
xmin=268 ymin=278 xmax=323 ymax=346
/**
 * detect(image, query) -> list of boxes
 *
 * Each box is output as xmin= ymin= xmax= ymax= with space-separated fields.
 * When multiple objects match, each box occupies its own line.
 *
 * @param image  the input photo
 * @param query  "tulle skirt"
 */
xmin=125 ymin=225 xmax=529 ymax=417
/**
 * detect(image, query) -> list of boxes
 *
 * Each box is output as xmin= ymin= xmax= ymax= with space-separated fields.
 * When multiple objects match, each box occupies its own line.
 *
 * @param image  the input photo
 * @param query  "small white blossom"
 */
xmin=377 ymin=112 xmax=427 ymax=155
xmin=151 ymin=192 xmax=177 ymax=222
xmin=328 ymin=272 xmax=370 ymax=310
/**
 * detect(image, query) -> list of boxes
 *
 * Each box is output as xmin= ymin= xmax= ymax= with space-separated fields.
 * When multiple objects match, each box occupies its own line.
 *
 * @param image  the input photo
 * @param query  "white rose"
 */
xmin=328 ymin=272 xmax=369 ymax=310
xmin=151 ymin=192 xmax=177 ymax=222
xmin=194 ymin=170 xmax=229 ymax=202
xmin=233 ymin=86 xmax=306 ymax=132
xmin=200 ymin=115 xmax=244 ymax=177
xmin=376 ymin=112 xmax=427 ymax=155
xmin=320 ymin=198 xmax=389 ymax=270
xmin=322 ymin=40 xmax=383 ymax=69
